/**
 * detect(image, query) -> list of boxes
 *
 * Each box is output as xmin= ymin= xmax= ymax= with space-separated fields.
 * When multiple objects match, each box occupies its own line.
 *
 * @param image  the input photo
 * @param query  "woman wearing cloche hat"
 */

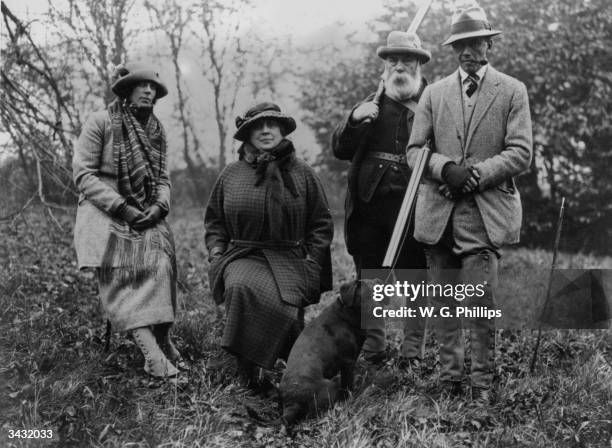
xmin=73 ymin=61 xmax=186 ymax=380
xmin=204 ymin=102 xmax=333 ymax=390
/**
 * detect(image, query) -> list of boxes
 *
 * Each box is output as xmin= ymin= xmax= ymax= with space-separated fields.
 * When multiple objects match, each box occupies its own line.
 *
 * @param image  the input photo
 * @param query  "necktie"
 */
xmin=465 ymin=73 xmax=479 ymax=97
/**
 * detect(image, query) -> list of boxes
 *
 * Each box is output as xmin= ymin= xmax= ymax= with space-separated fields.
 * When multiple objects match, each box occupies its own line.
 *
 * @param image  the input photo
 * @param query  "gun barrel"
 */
xmin=382 ymin=146 xmax=430 ymax=267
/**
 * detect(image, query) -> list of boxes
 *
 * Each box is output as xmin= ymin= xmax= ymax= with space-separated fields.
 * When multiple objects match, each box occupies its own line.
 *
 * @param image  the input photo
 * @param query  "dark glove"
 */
xmin=442 ymin=162 xmax=473 ymax=193
xmin=115 ymin=201 xmax=145 ymax=226
xmin=132 ymin=204 xmax=163 ymax=231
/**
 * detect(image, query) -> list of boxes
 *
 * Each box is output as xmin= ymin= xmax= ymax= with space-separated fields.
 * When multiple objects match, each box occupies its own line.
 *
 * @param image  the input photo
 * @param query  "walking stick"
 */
xmin=529 ymin=197 xmax=566 ymax=373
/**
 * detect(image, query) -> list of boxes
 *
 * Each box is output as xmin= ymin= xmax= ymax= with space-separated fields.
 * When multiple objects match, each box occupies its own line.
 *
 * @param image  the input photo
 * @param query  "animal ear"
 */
xmin=339 ymin=281 xmax=358 ymax=307
xmin=360 ymin=279 xmax=379 ymax=303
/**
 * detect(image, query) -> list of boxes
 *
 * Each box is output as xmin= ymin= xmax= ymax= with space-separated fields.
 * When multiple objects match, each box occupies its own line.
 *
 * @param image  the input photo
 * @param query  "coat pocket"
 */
xmin=301 ymin=258 xmax=322 ymax=306
xmin=357 ymin=158 xmax=389 ymax=203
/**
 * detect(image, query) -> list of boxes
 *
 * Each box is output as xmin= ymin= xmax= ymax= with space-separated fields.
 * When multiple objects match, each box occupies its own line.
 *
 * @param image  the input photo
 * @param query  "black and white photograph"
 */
xmin=1 ymin=0 xmax=611 ymax=446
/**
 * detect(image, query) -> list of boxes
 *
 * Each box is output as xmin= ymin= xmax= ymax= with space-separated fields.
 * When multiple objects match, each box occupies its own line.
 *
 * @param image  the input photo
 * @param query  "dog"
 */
xmin=279 ymin=279 xmax=373 ymax=426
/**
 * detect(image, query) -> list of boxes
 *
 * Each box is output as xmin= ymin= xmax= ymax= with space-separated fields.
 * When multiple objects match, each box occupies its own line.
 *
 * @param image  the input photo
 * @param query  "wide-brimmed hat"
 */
xmin=234 ymin=102 xmax=296 ymax=142
xmin=442 ymin=2 xmax=501 ymax=46
xmin=376 ymin=31 xmax=431 ymax=63
xmin=111 ymin=62 xmax=168 ymax=99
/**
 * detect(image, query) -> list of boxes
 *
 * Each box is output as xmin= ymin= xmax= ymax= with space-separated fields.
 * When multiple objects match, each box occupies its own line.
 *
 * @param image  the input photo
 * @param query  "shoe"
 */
xmin=364 ymin=344 xmax=398 ymax=367
xmin=397 ymin=357 xmax=421 ymax=376
xmin=236 ymin=357 xmax=258 ymax=388
xmin=364 ymin=351 xmax=387 ymax=368
xmin=133 ymin=327 xmax=179 ymax=378
xmin=236 ymin=358 xmax=275 ymax=393
xmin=153 ymin=324 xmax=189 ymax=371
xmin=471 ymin=386 xmax=491 ymax=406
xmin=440 ymin=380 xmax=463 ymax=399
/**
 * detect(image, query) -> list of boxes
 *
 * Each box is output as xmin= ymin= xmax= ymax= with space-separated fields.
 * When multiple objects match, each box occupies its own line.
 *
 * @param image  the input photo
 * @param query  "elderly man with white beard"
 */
xmin=331 ymin=31 xmax=431 ymax=372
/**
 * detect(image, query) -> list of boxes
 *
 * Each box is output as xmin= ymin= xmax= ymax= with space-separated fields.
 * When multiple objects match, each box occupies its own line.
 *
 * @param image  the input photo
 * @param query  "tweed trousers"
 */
xmin=425 ymin=197 xmax=499 ymax=389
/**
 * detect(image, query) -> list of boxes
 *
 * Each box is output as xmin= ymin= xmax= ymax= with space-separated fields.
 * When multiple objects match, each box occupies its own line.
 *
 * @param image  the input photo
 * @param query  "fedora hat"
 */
xmin=111 ymin=62 xmax=168 ymax=99
xmin=377 ymin=31 xmax=431 ymax=63
xmin=442 ymin=2 xmax=501 ymax=46
xmin=234 ymin=102 xmax=296 ymax=142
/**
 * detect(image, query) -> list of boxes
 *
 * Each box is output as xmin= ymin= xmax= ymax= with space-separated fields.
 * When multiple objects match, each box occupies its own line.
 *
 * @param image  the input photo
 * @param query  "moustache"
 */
xmin=461 ymin=58 xmax=488 ymax=65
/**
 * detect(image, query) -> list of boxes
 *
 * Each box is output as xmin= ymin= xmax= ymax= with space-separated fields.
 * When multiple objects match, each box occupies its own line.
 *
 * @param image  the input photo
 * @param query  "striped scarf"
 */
xmin=99 ymin=100 xmax=174 ymax=286
xmin=110 ymin=100 xmax=166 ymax=209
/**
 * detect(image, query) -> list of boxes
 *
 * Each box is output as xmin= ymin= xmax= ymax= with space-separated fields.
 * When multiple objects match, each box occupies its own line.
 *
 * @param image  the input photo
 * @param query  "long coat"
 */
xmin=331 ymin=92 xmax=420 ymax=255
xmin=205 ymin=155 xmax=333 ymax=308
xmin=72 ymin=110 xmax=171 ymax=268
xmin=407 ymin=67 xmax=533 ymax=247
xmin=205 ymin=154 xmax=333 ymax=368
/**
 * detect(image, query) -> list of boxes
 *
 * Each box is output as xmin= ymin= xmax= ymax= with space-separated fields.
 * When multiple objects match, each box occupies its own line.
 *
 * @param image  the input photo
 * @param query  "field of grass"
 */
xmin=1 ymin=206 xmax=611 ymax=447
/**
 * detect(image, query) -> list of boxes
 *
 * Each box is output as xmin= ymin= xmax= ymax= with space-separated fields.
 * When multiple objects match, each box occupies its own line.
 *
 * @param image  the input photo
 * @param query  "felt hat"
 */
xmin=442 ymin=2 xmax=501 ymax=46
xmin=234 ymin=102 xmax=296 ymax=142
xmin=376 ymin=31 xmax=431 ymax=63
xmin=111 ymin=62 xmax=168 ymax=99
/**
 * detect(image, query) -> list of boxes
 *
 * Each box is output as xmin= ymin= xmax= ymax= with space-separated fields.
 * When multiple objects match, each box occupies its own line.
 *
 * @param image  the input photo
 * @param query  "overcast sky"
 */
xmin=3 ymin=0 xmax=392 ymax=39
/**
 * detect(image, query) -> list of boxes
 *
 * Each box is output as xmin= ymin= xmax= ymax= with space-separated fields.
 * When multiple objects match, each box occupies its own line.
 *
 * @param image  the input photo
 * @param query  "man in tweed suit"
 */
xmin=332 ymin=31 xmax=431 ymax=371
xmin=406 ymin=2 xmax=533 ymax=404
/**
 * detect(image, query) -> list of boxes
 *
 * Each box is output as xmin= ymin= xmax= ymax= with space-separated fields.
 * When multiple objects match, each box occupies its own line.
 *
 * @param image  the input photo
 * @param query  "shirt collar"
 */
xmin=459 ymin=64 xmax=488 ymax=83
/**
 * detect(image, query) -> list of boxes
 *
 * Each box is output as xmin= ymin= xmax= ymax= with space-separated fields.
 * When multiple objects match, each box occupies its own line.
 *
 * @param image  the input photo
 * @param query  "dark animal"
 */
xmin=279 ymin=280 xmax=372 ymax=426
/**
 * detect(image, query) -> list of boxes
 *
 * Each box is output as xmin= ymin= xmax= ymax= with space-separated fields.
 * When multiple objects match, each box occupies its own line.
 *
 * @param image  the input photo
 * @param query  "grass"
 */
xmin=1 ymin=206 xmax=611 ymax=447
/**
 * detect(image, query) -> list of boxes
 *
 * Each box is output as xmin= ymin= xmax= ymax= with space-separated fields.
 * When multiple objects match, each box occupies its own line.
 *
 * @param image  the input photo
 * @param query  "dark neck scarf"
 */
xmin=239 ymin=139 xmax=299 ymax=197
xmin=239 ymin=139 xmax=299 ymax=239
xmin=128 ymin=102 xmax=153 ymax=124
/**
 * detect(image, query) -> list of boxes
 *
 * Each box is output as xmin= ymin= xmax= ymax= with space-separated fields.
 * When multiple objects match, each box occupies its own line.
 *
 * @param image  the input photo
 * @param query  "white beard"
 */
xmin=384 ymin=67 xmax=422 ymax=102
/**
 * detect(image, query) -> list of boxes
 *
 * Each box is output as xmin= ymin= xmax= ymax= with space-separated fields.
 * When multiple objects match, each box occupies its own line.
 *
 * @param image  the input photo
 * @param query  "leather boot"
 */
xmin=153 ymin=324 xmax=188 ymax=370
xmin=132 ymin=327 xmax=179 ymax=378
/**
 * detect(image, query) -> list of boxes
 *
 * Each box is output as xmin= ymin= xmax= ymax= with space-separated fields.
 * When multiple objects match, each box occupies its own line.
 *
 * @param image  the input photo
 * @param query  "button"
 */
xmin=392 ymin=165 xmax=398 ymax=171
xmin=379 ymin=164 xmax=383 ymax=168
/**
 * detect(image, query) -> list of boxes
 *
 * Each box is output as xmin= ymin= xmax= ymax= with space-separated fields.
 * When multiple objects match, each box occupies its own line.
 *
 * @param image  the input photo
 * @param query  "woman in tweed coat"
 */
xmin=205 ymin=102 xmax=333 ymax=388
xmin=73 ymin=62 xmax=184 ymax=378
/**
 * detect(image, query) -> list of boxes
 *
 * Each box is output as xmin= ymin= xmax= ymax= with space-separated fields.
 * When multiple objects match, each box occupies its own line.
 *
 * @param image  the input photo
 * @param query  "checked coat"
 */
xmin=407 ymin=66 xmax=533 ymax=247
xmin=204 ymin=151 xmax=333 ymax=368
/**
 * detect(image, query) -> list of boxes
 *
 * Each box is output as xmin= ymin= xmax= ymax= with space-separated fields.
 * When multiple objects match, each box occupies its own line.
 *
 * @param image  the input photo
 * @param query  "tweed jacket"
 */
xmin=72 ymin=110 xmax=171 ymax=268
xmin=407 ymin=66 xmax=533 ymax=247
xmin=205 ymin=155 xmax=333 ymax=307
xmin=332 ymin=87 xmax=424 ymax=255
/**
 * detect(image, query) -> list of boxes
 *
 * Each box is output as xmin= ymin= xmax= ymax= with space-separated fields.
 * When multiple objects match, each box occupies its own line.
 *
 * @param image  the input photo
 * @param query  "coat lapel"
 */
xmin=443 ymin=70 xmax=465 ymax=149
xmin=465 ymin=67 xmax=500 ymax=151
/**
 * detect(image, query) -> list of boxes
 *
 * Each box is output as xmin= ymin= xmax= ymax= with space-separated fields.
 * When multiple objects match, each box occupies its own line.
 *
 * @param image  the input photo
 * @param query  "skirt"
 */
xmin=97 ymin=255 xmax=176 ymax=332
xmin=222 ymin=254 xmax=304 ymax=369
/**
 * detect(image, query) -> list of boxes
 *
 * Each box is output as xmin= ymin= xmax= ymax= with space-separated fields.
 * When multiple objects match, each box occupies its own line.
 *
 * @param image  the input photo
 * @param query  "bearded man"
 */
xmin=331 ymin=31 xmax=431 ymax=371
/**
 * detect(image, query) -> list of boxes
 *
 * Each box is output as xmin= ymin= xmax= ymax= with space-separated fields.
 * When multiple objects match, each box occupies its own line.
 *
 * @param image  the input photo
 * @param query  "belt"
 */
xmin=230 ymin=239 xmax=303 ymax=250
xmin=366 ymin=151 xmax=407 ymax=164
